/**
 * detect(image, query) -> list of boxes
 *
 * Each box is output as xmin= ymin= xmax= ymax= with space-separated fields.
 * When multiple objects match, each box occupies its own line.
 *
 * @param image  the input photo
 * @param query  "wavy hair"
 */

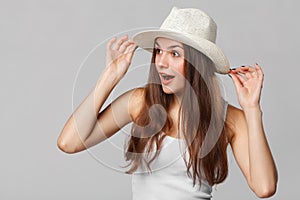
xmin=124 ymin=43 xmax=229 ymax=187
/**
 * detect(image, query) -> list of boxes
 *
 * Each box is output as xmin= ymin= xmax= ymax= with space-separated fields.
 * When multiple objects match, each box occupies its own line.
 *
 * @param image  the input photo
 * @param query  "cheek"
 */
xmin=173 ymin=61 xmax=185 ymax=77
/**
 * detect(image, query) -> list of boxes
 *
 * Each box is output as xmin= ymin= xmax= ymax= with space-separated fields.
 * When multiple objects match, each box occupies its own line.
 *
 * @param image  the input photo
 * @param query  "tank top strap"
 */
xmin=223 ymin=100 xmax=229 ymax=121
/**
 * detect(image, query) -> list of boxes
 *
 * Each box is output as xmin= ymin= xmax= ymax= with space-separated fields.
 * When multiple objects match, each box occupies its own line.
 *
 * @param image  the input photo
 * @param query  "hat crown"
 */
xmin=132 ymin=7 xmax=230 ymax=74
xmin=160 ymin=7 xmax=217 ymax=43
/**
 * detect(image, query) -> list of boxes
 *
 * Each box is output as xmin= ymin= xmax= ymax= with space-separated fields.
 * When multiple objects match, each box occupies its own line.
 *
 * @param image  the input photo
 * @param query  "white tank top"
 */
xmin=132 ymin=135 xmax=213 ymax=200
xmin=131 ymin=101 xmax=228 ymax=199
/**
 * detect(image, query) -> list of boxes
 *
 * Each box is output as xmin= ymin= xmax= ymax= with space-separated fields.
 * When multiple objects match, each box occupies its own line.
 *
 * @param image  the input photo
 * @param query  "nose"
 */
xmin=156 ymin=51 xmax=169 ymax=68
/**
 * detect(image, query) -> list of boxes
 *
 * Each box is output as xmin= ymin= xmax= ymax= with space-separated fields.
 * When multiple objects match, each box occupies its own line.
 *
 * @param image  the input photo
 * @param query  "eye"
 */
xmin=154 ymin=48 xmax=162 ymax=55
xmin=171 ymin=50 xmax=180 ymax=57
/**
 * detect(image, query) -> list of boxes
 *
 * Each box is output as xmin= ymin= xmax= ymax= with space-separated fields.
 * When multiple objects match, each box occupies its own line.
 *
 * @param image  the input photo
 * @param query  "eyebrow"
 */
xmin=154 ymin=41 xmax=184 ymax=50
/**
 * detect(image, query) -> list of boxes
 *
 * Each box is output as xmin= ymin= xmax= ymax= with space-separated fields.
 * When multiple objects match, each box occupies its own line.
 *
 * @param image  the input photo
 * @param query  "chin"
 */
xmin=162 ymin=86 xmax=184 ymax=96
xmin=161 ymin=86 xmax=174 ymax=94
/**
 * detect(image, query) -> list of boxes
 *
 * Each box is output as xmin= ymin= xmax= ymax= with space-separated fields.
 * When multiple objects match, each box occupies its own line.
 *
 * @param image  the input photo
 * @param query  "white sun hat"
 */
xmin=132 ymin=7 xmax=230 ymax=74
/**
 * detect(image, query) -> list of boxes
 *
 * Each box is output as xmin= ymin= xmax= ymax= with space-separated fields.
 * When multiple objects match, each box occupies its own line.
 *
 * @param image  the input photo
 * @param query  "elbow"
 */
xmin=253 ymin=182 xmax=277 ymax=198
xmin=249 ymin=170 xmax=278 ymax=198
xmin=57 ymin=137 xmax=78 ymax=154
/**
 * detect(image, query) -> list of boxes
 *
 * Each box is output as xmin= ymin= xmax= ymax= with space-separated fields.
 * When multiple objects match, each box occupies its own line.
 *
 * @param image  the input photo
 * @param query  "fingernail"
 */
xmin=255 ymin=63 xmax=259 ymax=65
xmin=231 ymin=68 xmax=236 ymax=70
xmin=228 ymin=74 xmax=232 ymax=78
xmin=241 ymin=65 xmax=245 ymax=67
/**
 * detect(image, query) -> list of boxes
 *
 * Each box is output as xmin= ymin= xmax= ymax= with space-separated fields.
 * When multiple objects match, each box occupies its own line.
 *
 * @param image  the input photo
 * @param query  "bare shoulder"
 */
xmin=225 ymin=104 xmax=247 ymax=143
xmin=128 ymin=87 xmax=146 ymax=122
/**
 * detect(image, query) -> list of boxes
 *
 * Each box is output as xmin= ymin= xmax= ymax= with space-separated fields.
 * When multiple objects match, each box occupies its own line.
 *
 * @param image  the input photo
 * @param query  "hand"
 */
xmin=105 ymin=35 xmax=137 ymax=80
xmin=229 ymin=63 xmax=264 ymax=110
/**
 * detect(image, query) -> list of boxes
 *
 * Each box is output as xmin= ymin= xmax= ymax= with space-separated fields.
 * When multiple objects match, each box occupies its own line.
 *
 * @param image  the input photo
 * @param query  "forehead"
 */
xmin=154 ymin=37 xmax=184 ymax=48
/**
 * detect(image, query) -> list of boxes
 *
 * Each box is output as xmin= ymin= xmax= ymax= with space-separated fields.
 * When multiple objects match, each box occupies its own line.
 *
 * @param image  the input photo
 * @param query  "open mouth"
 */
xmin=161 ymin=74 xmax=175 ymax=80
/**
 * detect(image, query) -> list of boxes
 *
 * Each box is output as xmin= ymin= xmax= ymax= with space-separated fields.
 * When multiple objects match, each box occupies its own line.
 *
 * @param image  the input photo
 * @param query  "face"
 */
xmin=154 ymin=37 xmax=185 ymax=96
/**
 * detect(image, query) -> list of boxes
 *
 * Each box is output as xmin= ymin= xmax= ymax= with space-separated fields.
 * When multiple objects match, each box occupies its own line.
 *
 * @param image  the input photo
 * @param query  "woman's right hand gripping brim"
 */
xmin=105 ymin=35 xmax=138 ymax=81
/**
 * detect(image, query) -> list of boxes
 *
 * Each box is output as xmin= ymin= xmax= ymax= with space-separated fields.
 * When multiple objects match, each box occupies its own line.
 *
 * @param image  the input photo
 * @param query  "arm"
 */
xmin=57 ymin=35 xmax=138 ymax=153
xmin=227 ymin=64 xmax=278 ymax=198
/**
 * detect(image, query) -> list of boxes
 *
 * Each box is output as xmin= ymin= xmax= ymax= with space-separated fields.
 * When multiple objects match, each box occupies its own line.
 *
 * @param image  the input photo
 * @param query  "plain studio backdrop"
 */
xmin=1 ymin=0 xmax=299 ymax=199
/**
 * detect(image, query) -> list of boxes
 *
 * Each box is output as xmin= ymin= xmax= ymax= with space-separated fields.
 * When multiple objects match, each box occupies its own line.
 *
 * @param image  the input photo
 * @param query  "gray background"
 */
xmin=1 ymin=0 xmax=299 ymax=199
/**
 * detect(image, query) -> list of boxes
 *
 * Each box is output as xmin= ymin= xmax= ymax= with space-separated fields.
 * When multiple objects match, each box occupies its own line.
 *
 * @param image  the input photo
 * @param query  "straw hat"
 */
xmin=132 ymin=7 xmax=230 ymax=74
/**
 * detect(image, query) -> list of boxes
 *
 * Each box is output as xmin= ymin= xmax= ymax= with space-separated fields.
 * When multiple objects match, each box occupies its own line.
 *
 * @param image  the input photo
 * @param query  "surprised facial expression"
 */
xmin=154 ymin=37 xmax=185 ymax=97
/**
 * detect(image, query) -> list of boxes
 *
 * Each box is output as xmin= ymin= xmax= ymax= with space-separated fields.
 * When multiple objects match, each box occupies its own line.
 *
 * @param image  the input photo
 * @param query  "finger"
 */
xmin=243 ymin=66 xmax=259 ymax=79
xmin=231 ymin=69 xmax=248 ymax=82
xmin=255 ymin=63 xmax=264 ymax=81
xmin=124 ymin=40 xmax=136 ymax=53
xmin=119 ymin=40 xmax=134 ymax=53
xmin=125 ymin=43 xmax=138 ymax=61
xmin=106 ymin=37 xmax=117 ymax=51
xmin=244 ymin=70 xmax=255 ymax=79
xmin=235 ymin=66 xmax=256 ymax=73
xmin=234 ymin=66 xmax=258 ymax=79
xmin=231 ymin=66 xmax=249 ymax=72
xmin=113 ymin=35 xmax=128 ymax=50
xmin=229 ymin=72 xmax=243 ymax=90
xmin=230 ymin=67 xmax=246 ymax=76
xmin=236 ymin=73 xmax=247 ymax=85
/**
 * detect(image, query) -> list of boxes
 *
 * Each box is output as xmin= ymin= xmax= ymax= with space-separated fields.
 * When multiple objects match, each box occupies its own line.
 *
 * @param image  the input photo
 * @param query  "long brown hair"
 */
xmin=124 ymin=42 xmax=229 ymax=187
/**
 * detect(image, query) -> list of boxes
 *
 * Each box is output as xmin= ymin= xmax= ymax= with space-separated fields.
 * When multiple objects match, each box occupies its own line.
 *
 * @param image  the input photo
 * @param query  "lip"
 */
xmin=159 ymin=72 xmax=175 ymax=85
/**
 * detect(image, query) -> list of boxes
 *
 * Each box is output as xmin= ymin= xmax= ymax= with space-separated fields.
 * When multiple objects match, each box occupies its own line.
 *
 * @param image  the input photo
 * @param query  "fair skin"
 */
xmin=57 ymin=36 xmax=278 ymax=198
xmin=154 ymin=38 xmax=185 ymax=100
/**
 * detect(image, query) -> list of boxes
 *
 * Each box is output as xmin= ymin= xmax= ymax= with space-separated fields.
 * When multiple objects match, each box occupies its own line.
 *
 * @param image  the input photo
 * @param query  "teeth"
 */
xmin=161 ymin=74 xmax=175 ymax=80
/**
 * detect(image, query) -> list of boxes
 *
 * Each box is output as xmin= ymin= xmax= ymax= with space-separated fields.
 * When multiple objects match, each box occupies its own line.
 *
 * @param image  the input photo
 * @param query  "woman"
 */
xmin=57 ymin=7 xmax=278 ymax=199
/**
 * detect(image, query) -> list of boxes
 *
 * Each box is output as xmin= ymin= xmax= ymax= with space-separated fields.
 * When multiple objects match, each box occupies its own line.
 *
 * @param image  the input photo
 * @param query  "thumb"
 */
xmin=125 ymin=42 xmax=138 ymax=61
xmin=229 ymin=72 xmax=243 ymax=92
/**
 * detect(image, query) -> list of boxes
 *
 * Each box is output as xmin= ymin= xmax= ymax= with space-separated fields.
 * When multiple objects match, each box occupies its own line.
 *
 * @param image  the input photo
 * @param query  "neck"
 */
xmin=173 ymin=91 xmax=184 ymax=106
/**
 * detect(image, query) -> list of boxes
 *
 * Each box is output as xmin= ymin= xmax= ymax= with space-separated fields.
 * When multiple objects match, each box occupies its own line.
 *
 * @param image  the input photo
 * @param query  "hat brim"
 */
xmin=132 ymin=30 xmax=230 ymax=74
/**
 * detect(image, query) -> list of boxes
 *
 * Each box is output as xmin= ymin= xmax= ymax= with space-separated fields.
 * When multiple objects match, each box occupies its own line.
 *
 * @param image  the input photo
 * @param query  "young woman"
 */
xmin=57 ymin=7 xmax=278 ymax=199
